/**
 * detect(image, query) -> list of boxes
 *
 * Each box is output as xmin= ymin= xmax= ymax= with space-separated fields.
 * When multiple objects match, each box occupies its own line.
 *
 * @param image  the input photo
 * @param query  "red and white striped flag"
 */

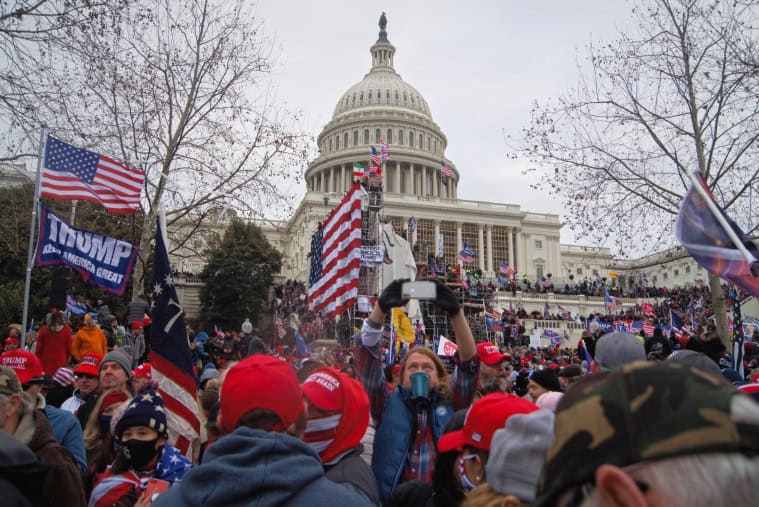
xmin=643 ymin=321 xmax=656 ymax=337
xmin=40 ymin=136 xmax=144 ymax=213
xmin=308 ymin=183 xmax=362 ymax=319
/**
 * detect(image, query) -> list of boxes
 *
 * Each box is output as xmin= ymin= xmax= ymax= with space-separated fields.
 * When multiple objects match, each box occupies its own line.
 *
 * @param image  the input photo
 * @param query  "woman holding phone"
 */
xmin=89 ymin=390 xmax=191 ymax=507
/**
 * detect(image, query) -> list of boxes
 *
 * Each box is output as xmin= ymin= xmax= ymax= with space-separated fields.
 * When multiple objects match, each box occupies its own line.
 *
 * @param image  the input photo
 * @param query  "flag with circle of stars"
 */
xmin=148 ymin=211 xmax=200 ymax=459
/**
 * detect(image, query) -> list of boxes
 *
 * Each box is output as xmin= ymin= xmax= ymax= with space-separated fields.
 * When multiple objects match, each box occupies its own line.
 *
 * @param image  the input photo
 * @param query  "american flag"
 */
xmin=308 ymin=183 xmax=363 ymax=319
xmin=499 ymin=262 xmax=515 ymax=276
xmin=380 ymin=140 xmax=389 ymax=159
xmin=604 ymin=287 xmax=618 ymax=308
xmin=149 ymin=209 xmax=200 ymax=460
xmin=456 ymin=241 xmax=476 ymax=263
xmin=642 ymin=321 xmax=656 ymax=337
xmin=370 ymin=146 xmax=382 ymax=167
xmin=441 ymin=160 xmax=452 ymax=177
xmin=41 ymin=136 xmax=144 ymax=213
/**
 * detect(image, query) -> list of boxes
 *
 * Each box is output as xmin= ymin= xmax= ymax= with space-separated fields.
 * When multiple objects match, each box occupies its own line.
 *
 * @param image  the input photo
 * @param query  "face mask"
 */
xmin=458 ymin=455 xmax=478 ymax=493
xmin=122 ymin=438 xmax=161 ymax=469
xmin=98 ymin=415 xmax=112 ymax=435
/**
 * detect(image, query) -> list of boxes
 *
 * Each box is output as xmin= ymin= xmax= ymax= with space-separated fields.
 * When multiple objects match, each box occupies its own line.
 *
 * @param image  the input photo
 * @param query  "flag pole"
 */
xmin=687 ymin=171 xmax=759 ymax=276
xmin=21 ymin=128 xmax=47 ymax=348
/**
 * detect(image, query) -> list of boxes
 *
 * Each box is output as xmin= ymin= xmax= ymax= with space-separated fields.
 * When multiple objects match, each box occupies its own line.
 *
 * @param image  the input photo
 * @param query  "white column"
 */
xmin=515 ymin=229 xmax=524 ymax=275
xmin=478 ymin=224 xmax=485 ymax=271
xmin=434 ymin=220 xmax=441 ymax=256
xmin=456 ymin=222 xmax=463 ymax=255
xmin=411 ymin=219 xmax=418 ymax=246
xmin=486 ymin=225 xmax=493 ymax=274
xmin=409 ymin=164 xmax=415 ymax=195
xmin=422 ymin=166 xmax=427 ymax=195
xmin=508 ymin=228 xmax=515 ymax=268
xmin=319 ymin=172 xmax=324 ymax=192
xmin=394 ymin=161 xmax=401 ymax=193
xmin=341 ymin=164 xmax=346 ymax=192
xmin=433 ymin=168 xmax=439 ymax=197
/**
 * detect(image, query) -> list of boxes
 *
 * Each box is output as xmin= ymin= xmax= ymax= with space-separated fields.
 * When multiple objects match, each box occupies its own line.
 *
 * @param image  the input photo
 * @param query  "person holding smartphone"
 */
xmin=89 ymin=390 xmax=191 ymax=507
xmin=354 ymin=279 xmax=479 ymax=503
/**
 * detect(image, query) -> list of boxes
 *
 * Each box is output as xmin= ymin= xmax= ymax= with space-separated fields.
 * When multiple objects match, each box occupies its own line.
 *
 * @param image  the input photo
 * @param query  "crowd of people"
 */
xmin=1 ymin=277 xmax=758 ymax=506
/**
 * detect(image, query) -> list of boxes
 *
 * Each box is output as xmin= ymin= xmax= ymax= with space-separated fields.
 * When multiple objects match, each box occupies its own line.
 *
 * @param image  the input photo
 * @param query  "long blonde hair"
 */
xmin=461 ymin=483 xmax=510 ymax=507
xmin=399 ymin=348 xmax=451 ymax=400
xmin=83 ymin=387 xmax=132 ymax=450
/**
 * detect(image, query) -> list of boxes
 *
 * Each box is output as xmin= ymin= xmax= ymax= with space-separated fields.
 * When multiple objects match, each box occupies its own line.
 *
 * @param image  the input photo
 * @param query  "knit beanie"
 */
xmin=487 ymin=409 xmax=555 ymax=502
xmin=100 ymin=350 xmax=132 ymax=380
xmin=530 ymin=369 xmax=562 ymax=392
xmin=114 ymin=389 xmax=168 ymax=439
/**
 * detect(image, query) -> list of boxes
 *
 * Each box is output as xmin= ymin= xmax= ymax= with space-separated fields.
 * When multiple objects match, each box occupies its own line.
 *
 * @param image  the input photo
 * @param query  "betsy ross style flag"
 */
xmin=149 ymin=209 xmax=200 ymax=460
xmin=41 ymin=136 xmax=144 ymax=213
xmin=676 ymin=171 xmax=759 ymax=298
xmin=308 ymin=183 xmax=363 ymax=319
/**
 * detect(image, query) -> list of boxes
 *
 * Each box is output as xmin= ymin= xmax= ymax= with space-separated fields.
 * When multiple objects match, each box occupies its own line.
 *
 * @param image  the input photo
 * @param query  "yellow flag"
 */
xmin=392 ymin=307 xmax=416 ymax=343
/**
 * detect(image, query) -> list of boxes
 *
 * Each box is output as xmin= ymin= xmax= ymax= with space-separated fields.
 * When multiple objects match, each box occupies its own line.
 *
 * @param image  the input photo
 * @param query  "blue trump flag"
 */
xmin=149 ymin=208 xmax=200 ymax=459
xmin=676 ymin=171 xmax=759 ymax=297
xmin=35 ymin=205 xmax=137 ymax=295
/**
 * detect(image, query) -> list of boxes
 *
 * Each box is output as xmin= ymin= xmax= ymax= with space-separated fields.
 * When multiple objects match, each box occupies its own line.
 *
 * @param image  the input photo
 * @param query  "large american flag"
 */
xmin=40 ymin=136 xmax=144 ymax=213
xmin=149 ymin=209 xmax=200 ymax=460
xmin=370 ymin=146 xmax=382 ymax=167
xmin=308 ymin=183 xmax=362 ymax=319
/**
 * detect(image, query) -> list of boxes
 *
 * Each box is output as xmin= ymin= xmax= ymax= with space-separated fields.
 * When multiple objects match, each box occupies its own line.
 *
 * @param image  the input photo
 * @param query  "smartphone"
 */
xmin=402 ymin=281 xmax=437 ymax=300
xmin=143 ymin=478 xmax=170 ymax=502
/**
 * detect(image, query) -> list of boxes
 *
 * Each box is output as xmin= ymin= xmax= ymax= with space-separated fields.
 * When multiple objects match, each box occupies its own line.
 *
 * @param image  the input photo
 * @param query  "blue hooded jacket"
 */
xmin=153 ymin=427 xmax=374 ymax=507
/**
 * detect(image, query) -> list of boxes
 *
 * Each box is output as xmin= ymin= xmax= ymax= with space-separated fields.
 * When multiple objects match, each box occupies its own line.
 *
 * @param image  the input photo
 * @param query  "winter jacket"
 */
xmin=324 ymin=447 xmax=381 ymax=506
xmin=121 ymin=333 xmax=145 ymax=369
xmin=35 ymin=325 xmax=73 ymax=376
xmin=71 ymin=326 xmax=107 ymax=361
xmin=372 ymin=388 xmax=452 ymax=503
xmin=89 ymin=444 xmax=191 ymax=507
xmin=152 ymin=428 xmax=373 ymax=507
xmin=12 ymin=402 xmax=86 ymax=506
xmin=126 ymin=298 xmax=149 ymax=326
xmin=0 ymin=429 xmax=49 ymax=507
xmin=30 ymin=393 xmax=87 ymax=477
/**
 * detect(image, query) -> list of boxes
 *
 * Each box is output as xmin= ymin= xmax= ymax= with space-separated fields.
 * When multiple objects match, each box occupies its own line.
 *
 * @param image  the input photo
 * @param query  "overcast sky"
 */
xmin=255 ymin=0 xmax=635 ymax=245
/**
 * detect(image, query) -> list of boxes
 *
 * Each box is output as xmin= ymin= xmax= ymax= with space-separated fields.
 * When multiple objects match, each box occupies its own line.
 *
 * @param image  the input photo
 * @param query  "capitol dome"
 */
xmin=306 ymin=14 xmax=458 ymax=200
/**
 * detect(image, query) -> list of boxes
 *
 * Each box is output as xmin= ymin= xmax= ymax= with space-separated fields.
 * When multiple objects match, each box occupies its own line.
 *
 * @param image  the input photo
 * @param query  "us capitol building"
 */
xmin=165 ymin=16 xmax=711 ymax=315
xmin=262 ymin=17 xmax=569 ymax=283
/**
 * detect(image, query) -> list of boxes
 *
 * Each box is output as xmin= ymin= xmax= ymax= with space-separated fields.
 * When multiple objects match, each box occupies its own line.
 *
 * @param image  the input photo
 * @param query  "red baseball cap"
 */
xmin=74 ymin=353 xmax=103 ymax=377
xmin=301 ymin=368 xmax=343 ymax=412
xmin=477 ymin=343 xmax=511 ymax=366
xmin=220 ymin=355 xmax=303 ymax=434
xmin=132 ymin=362 xmax=152 ymax=379
xmin=131 ymin=321 xmax=144 ymax=331
xmin=5 ymin=337 xmax=19 ymax=345
xmin=437 ymin=393 xmax=538 ymax=452
xmin=1 ymin=350 xmax=45 ymax=385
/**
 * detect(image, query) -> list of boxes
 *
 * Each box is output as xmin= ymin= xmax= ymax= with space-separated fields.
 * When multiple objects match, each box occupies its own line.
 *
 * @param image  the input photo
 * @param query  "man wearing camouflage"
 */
xmin=533 ymin=361 xmax=759 ymax=507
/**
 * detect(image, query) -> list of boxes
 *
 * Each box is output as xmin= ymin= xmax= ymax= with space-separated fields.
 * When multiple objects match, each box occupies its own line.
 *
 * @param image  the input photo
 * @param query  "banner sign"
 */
xmin=35 ymin=205 xmax=138 ymax=295
xmin=437 ymin=335 xmax=458 ymax=357
xmin=360 ymin=245 xmax=385 ymax=267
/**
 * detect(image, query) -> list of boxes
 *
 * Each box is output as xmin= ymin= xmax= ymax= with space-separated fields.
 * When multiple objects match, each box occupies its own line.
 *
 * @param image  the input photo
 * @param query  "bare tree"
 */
xmin=519 ymin=0 xmax=759 ymax=346
xmin=5 ymin=0 xmax=309 ymax=294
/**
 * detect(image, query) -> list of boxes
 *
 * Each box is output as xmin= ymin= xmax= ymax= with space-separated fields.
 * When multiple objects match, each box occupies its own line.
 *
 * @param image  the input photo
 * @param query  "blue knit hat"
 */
xmin=114 ymin=389 xmax=167 ymax=439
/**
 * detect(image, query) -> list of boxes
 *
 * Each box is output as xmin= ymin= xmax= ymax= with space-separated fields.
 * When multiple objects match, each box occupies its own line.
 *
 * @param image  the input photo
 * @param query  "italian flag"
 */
xmin=353 ymin=163 xmax=365 ymax=177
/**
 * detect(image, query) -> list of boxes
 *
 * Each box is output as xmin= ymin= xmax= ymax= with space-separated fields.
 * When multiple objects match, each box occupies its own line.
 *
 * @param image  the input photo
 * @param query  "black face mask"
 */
xmin=121 ymin=438 xmax=161 ymax=469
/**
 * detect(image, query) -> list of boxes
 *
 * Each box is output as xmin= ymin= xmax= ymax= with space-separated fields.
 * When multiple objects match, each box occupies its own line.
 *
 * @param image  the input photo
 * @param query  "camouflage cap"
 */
xmin=0 ymin=366 xmax=23 ymax=396
xmin=533 ymin=361 xmax=759 ymax=507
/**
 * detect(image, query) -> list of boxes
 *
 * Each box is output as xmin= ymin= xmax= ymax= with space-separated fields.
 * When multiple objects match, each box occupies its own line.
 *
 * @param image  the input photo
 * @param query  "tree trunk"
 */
xmin=707 ymin=272 xmax=731 ymax=350
xmin=132 ymin=211 xmax=157 ymax=299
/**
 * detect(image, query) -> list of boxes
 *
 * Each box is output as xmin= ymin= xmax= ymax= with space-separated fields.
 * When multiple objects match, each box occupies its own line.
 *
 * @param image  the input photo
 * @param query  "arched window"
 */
xmin=375 ymin=128 xmax=381 ymax=144
xmin=419 ymin=133 xmax=423 ymax=148
xmin=344 ymin=133 xmax=348 ymax=148
xmin=434 ymin=139 xmax=437 ymax=153
xmin=368 ymin=90 xmax=372 ymax=100
xmin=377 ymin=89 xmax=381 ymax=102
xmin=409 ymin=131 xmax=414 ymax=147
xmin=335 ymin=135 xmax=340 ymax=150
xmin=427 ymin=137 xmax=431 ymax=151
xmin=399 ymin=129 xmax=404 ymax=145
xmin=386 ymin=89 xmax=390 ymax=100
xmin=403 ymin=92 xmax=407 ymax=103
xmin=386 ymin=129 xmax=393 ymax=144
xmin=395 ymin=90 xmax=399 ymax=100
xmin=359 ymin=92 xmax=364 ymax=103
xmin=411 ymin=95 xmax=415 ymax=105
xmin=329 ymin=138 xmax=333 ymax=151
xmin=353 ymin=130 xmax=359 ymax=146
xmin=364 ymin=129 xmax=369 ymax=144
xmin=352 ymin=93 xmax=356 ymax=105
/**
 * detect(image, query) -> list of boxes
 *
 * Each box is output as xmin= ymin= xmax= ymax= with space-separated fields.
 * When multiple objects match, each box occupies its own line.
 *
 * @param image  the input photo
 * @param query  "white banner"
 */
xmin=360 ymin=245 xmax=385 ymax=267
xmin=437 ymin=335 xmax=458 ymax=356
